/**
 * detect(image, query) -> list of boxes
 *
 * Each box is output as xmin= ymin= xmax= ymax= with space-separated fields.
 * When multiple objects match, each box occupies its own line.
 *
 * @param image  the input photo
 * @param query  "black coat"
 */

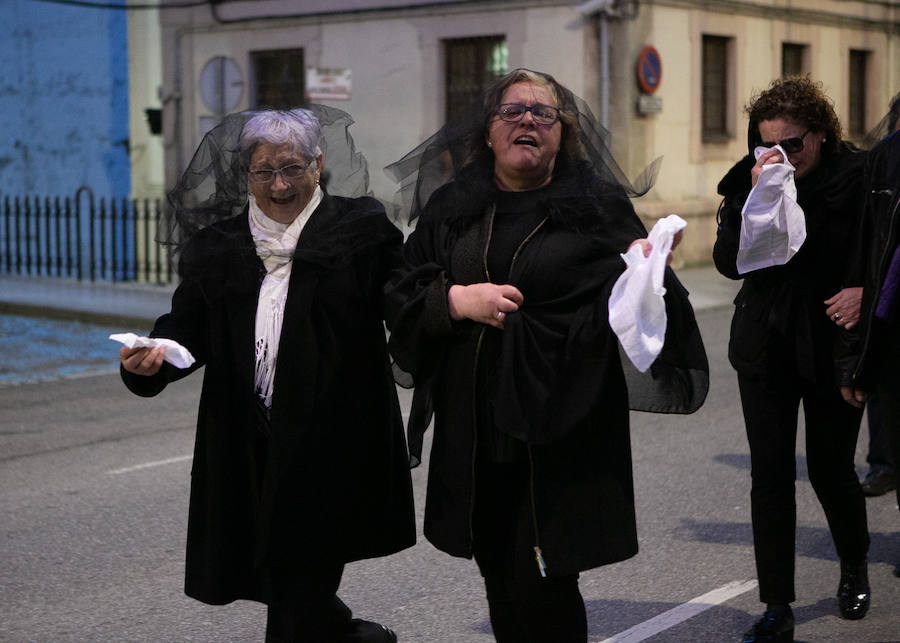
xmin=842 ymin=131 xmax=900 ymax=388
xmin=713 ymin=144 xmax=866 ymax=387
xmin=122 ymin=194 xmax=415 ymax=605
xmin=385 ymin=171 xmax=708 ymax=576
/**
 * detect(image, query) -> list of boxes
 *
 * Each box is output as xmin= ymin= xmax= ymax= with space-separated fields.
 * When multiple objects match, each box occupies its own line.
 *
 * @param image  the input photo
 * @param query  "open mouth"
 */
xmin=514 ymin=136 xmax=538 ymax=147
xmin=271 ymin=194 xmax=296 ymax=205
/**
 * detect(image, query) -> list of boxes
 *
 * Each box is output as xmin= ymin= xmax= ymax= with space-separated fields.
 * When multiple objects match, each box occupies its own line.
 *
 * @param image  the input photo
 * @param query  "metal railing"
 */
xmin=0 ymin=188 xmax=173 ymax=284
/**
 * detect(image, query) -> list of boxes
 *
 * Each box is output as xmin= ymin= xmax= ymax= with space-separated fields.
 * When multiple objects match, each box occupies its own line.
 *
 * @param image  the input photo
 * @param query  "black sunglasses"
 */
xmin=760 ymin=128 xmax=811 ymax=154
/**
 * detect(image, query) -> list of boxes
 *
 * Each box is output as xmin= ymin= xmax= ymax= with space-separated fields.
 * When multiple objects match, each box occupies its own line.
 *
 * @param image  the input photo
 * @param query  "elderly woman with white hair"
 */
xmin=118 ymin=107 xmax=414 ymax=642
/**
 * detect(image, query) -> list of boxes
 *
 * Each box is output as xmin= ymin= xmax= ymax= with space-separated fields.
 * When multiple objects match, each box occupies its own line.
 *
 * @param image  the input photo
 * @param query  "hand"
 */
xmin=628 ymin=229 xmax=682 ymax=265
xmin=824 ymin=287 xmax=862 ymax=330
xmin=448 ymin=283 xmax=524 ymax=329
xmin=750 ymin=148 xmax=785 ymax=187
xmin=120 ymin=345 xmax=165 ymax=376
xmin=840 ymin=385 xmax=867 ymax=409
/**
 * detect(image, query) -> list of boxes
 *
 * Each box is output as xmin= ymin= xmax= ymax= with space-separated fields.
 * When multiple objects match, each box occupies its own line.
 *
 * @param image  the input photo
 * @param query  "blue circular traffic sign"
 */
xmin=637 ymin=46 xmax=662 ymax=94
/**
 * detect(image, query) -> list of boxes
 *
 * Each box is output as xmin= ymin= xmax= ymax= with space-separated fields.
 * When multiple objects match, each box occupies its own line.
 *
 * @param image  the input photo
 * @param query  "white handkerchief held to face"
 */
xmin=608 ymin=213 xmax=687 ymax=373
xmin=736 ymin=144 xmax=807 ymax=274
xmin=109 ymin=333 xmax=196 ymax=369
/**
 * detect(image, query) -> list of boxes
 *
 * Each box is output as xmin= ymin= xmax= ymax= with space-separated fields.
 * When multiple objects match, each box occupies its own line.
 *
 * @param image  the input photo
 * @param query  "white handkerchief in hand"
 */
xmin=608 ymin=213 xmax=687 ymax=373
xmin=109 ymin=333 xmax=196 ymax=369
xmin=736 ymin=144 xmax=806 ymax=274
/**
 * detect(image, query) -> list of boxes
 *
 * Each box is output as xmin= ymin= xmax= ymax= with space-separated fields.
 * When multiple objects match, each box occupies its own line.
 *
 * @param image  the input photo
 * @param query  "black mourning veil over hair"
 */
xmin=160 ymin=104 xmax=372 ymax=256
xmin=385 ymin=68 xmax=660 ymax=223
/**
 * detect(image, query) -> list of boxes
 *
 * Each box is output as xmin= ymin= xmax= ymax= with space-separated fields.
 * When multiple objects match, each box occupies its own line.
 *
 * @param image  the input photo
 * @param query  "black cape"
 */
xmin=386 ymin=167 xmax=708 ymax=574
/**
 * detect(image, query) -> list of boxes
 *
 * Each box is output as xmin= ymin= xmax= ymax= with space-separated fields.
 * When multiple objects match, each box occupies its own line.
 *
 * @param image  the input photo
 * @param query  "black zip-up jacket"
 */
xmin=840 ymin=131 xmax=900 ymax=388
xmin=713 ymin=142 xmax=866 ymax=387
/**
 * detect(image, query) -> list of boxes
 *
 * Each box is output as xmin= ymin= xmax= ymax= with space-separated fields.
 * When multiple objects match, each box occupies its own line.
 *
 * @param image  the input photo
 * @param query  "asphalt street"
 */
xmin=1 ymin=304 xmax=899 ymax=642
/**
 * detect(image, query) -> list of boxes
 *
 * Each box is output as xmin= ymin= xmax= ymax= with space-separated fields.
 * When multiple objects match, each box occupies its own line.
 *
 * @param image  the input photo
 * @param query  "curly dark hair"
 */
xmin=746 ymin=76 xmax=842 ymax=158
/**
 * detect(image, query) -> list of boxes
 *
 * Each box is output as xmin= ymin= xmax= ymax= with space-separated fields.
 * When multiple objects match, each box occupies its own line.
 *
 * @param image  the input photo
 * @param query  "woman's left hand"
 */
xmin=824 ymin=287 xmax=862 ymax=329
xmin=628 ymin=230 xmax=682 ymax=265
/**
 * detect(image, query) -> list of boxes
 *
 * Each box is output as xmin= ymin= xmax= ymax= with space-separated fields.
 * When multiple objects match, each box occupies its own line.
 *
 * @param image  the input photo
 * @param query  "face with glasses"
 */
xmin=248 ymin=142 xmax=322 ymax=224
xmin=756 ymin=118 xmax=823 ymax=179
xmin=486 ymin=82 xmax=562 ymax=191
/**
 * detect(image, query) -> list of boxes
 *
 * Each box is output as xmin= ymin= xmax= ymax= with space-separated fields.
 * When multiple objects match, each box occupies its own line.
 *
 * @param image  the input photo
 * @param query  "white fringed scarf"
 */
xmin=249 ymin=187 xmax=323 ymax=407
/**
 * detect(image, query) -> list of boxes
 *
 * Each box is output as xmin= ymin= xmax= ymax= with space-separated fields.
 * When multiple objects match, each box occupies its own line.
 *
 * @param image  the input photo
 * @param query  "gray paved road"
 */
xmin=1 ymin=307 xmax=899 ymax=642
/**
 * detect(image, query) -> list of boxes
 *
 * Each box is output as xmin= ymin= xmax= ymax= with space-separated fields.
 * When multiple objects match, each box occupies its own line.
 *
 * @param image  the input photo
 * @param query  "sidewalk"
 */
xmin=0 ymin=265 xmax=739 ymax=327
xmin=0 ymin=273 xmax=176 ymax=328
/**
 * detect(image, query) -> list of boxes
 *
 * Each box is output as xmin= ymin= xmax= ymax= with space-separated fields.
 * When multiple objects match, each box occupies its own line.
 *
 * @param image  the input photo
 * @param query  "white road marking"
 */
xmin=601 ymin=579 xmax=758 ymax=642
xmin=106 ymin=454 xmax=193 ymax=475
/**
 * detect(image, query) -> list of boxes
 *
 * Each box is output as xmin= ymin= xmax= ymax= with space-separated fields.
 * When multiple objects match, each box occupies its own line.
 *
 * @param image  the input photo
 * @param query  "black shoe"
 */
xmin=741 ymin=608 xmax=794 ymax=642
xmin=347 ymin=619 xmax=397 ymax=642
xmin=861 ymin=469 xmax=896 ymax=496
xmin=837 ymin=559 xmax=871 ymax=620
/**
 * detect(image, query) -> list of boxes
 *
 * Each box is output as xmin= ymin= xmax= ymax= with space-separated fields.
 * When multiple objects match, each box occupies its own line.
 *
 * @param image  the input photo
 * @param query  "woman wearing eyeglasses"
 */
xmin=713 ymin=77 xmax=870 ymax=642
xmin=118 ymin=108 xmax=414 ymax=642
xmin=385 ymin=68 xmax=708 ymax=642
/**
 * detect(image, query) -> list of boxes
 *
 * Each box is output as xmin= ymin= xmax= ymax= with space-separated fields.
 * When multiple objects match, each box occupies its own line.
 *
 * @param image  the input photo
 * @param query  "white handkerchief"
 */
xmin=109 ymin=333 xmax=196 ymax=369
xmin=736 ymin=144 xmax=806 ymax=274
xmin=608 ymin=213 xmax=687 ymax=373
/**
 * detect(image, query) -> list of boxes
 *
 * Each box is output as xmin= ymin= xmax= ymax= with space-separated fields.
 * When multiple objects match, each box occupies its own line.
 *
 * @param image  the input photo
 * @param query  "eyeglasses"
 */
xmin=760 ymin=128 xmax=811 ymax=155
xmin=496 ymin=103 xmax=561 ymax=126
xmin=248 ymin=163 xmax=308 ymax=184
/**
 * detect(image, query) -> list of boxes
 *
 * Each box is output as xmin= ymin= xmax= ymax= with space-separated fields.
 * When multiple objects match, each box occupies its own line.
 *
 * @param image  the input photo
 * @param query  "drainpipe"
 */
xmin=576 ymin=0 xmax=619 ymax=129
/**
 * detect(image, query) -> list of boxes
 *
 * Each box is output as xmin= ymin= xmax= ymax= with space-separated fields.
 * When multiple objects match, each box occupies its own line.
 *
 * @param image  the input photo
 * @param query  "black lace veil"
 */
xmin=384 ymin=70 xmax=707 ymax=463
xmin=160 ymin=105 xmax=372 ymax=257
xmin=385 ymin=68 xmax=660 ymax=223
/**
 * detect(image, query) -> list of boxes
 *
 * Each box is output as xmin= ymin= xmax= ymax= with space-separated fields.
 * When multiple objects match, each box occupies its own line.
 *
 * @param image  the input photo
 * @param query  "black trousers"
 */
xmin=875 ymin=320 xmax=900 ymax=517
xmin=737 ymin=373 xmax=869 ymax=604
xmin=472 ymin=460 xmax=588 ymax=643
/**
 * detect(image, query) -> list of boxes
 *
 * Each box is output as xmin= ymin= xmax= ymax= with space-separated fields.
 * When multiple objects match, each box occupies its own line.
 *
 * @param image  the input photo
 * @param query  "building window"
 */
xmin=781 ymin=43 xmax=806 ymax=78
xmin=445 ymin=36 xmax=507 ymax=121
xmin=849 ymin=49 xmax=869 ymax=138
xmin=702 ymin=35 xmax=731 ymax=142
xmin=251 ymin=48 xmax=305 ymax=109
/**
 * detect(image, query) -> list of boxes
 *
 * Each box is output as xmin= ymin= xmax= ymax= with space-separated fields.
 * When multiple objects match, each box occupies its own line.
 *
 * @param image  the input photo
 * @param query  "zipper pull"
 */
xmin=534 ymin=546 xmax=547 ymax=578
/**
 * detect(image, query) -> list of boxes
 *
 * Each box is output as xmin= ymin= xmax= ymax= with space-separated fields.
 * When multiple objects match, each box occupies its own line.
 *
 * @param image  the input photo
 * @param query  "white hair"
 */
xmin=239 ymin=109 xmax=323 ymax=164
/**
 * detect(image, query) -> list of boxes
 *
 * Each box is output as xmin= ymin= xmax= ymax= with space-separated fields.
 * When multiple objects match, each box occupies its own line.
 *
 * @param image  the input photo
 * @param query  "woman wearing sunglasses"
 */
xmin=385 ymin=68 xmax=708 ymax=642
xmin=714 ymin=77 xmax=870 ymax=642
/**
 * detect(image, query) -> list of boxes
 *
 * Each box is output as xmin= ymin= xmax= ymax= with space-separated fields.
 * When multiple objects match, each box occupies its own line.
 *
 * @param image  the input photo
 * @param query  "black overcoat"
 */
xmin=840 ymin=131 xmax=900 ymax=388
xmin=385 ymin=171 xmax=708 ymax=576
xmin=122 ymin=194 xmax=416 ymax=605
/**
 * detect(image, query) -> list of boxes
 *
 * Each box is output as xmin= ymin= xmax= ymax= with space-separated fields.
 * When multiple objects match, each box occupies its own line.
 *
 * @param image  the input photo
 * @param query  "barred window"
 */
xmin=251 ymin=48 xmax=305 ymax=109
xmin=848 ymin=49 xmax=869 ymax=138
xmin=445 ymin=36 xmax=508 ymax=121
xmin=702 ymin=35 xmax=731 ymax=141
xmin=781 ymin=43 xmax=806 ymax=78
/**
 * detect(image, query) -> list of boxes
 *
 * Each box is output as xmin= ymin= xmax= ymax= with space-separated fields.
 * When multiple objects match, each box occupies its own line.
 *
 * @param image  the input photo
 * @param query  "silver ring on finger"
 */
xmin=497 ymin=311 xmax=504 ymax=320
xmin=833 ymin=313 xmax=841 ymax=321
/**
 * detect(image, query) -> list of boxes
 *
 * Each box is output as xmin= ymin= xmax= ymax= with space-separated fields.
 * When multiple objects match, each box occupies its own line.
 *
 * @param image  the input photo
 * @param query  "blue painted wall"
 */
xmin=0 ymin=0 xmax=131 ymax=199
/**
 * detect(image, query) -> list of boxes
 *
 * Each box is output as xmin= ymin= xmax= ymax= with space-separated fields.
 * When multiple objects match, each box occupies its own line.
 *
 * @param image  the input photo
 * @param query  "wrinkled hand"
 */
xmin=628 ymin=230 xmax=682 ymax=265
xmin=840 ymin=385 xmax=867 ymax=409
xmin=824 ymin=287 xmax=862 ymax=330
xmin=120 ymin=345 xmax=165 ymax=376
xmin=448 ymin=283 xmax=524 ymax=329
xmin=750 ymin=148 xmax=785 ymax=187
